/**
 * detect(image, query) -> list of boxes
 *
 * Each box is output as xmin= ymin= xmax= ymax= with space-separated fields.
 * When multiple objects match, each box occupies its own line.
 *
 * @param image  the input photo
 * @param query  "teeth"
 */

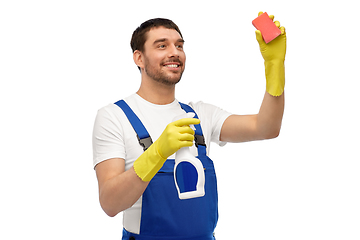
xmin=166 ymin=64 xmax=179 ymax=68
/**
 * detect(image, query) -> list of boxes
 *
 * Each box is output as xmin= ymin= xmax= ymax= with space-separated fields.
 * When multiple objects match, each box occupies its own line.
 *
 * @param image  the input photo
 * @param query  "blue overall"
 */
xmin=115 ymin=100 xmax=218 ymax=240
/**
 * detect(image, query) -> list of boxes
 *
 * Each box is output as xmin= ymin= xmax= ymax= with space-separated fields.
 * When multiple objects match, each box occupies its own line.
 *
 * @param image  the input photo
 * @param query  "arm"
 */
xmin=95 ymin=158 xmax=149 ymax=217
xmin=220 ymin=92 xmax=284 ymax=142
xmin=220 ymin=12 xmax=286 ymax=143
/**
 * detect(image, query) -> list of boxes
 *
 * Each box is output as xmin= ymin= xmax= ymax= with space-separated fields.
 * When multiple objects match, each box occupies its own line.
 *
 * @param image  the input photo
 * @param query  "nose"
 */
xmin=167 ymin=44 xmax=180 ymax=58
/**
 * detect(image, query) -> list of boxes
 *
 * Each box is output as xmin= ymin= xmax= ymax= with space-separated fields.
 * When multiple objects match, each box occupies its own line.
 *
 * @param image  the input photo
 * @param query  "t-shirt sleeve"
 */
xmin=190 ymin=101 xmax=232 ymax=147
xmin=92 ymin=106 xmax=126 ymax=168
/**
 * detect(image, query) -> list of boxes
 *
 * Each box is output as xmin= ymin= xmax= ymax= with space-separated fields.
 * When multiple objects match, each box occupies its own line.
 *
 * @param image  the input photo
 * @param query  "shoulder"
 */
xmin=188 ymin=101 xmax=231 ymax=120
xmin=95 ymin=94 xmax=138 ymax=122
xmin=188 ymin=101 xmax=213 ymax=114
xmin=188 ymin=101 xmax=232 ymax=135
xmin=94 ymin=96 xmax=138 ymax=136
xmin=95 ymin=103 xmax=125 ymax=126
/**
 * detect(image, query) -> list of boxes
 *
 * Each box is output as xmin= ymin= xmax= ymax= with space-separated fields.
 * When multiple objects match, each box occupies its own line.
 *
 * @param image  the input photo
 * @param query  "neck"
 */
xmin=137 ymin=77 xmax=176 ymax=105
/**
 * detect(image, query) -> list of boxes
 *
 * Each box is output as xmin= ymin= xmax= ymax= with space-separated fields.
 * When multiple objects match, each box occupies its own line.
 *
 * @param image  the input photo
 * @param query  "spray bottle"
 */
xmin=173 ymin=112 xmax=205 ymax=200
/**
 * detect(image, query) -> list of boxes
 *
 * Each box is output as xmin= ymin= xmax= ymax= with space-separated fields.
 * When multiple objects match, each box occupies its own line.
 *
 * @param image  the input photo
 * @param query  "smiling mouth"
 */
xmin=163 ymin=59 xmax=182 ymax=69
xmin=165 ymin=64 xmax=180 ymax=68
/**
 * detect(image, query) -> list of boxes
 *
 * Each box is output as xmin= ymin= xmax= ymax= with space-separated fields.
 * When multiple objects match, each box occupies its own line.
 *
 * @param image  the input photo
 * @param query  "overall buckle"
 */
xmin=137 ymin=135 xmax=153 ymax=151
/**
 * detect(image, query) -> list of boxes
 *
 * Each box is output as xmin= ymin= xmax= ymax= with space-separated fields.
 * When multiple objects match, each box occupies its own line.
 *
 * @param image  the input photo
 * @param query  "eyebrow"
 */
xmin=153 ymin=38 xmax=185 ymax=45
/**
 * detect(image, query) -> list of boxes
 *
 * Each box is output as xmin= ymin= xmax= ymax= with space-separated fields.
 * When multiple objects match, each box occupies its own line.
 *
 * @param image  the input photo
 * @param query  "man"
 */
xmin=93 ymin=13 xmax=286 ymax=240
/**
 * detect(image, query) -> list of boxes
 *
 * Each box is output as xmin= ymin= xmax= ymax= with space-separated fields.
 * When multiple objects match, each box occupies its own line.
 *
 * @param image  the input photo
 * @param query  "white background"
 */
xmin=1 ymin=0 xmax=359 ymax=239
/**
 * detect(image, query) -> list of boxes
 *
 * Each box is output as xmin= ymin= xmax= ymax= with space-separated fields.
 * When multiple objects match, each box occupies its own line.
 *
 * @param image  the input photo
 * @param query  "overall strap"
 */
xmin=179 ymin=102 xmax=207 ymax=157
xmin=114 ymin=100 xmax=153 ymax=151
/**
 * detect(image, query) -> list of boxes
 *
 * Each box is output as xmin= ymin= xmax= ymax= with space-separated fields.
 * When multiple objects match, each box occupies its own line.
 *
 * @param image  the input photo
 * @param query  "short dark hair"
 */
xmin=130 ymin=18 xmax=183 ymax=54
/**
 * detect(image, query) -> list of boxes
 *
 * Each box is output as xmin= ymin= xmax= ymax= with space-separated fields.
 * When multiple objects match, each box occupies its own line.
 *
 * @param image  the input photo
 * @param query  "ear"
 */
xmin=133 ymin=50 xmax=144 ymax=70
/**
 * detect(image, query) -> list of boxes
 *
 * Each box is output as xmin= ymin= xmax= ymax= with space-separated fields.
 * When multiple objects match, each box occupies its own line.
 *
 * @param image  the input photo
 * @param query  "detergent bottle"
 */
xmin=173 ymin=112 xmax=205 ymax=200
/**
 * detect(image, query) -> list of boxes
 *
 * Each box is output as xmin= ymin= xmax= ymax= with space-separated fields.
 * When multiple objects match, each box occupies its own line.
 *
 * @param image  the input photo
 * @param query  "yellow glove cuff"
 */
xmin=133 ymin=142 xmax=167 ymax=182
xmin=265 ymin=60 xmax=285 ymax=97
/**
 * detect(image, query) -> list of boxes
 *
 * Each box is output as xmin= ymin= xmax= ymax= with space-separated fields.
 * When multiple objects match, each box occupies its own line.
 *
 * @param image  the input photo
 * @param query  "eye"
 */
xmin=158 ymin=44 xmax=166 ymax=49
xmin=176 ymin=44 xmax=183 ymax=50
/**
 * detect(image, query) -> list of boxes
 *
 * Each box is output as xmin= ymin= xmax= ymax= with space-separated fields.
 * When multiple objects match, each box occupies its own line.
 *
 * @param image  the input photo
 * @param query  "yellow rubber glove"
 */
xmin=255 ymin=12 xmax=287 ymax=97
xmin=133 ymin=117 xmax=201 ymax=182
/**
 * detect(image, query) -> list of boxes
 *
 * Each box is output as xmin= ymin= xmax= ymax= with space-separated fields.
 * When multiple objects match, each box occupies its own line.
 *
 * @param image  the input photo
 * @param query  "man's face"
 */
xmin=140 ymin=27 xmax=186 ymax=86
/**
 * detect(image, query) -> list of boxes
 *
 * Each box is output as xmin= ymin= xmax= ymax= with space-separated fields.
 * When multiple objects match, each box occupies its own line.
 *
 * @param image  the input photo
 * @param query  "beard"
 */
xmin=143 ymin=57 xmax=185 ymax=86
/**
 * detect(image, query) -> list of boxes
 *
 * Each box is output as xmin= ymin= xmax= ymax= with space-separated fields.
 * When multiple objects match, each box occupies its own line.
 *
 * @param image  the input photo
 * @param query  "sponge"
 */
xmin=252 ymin=12 xmax=281 ymax=44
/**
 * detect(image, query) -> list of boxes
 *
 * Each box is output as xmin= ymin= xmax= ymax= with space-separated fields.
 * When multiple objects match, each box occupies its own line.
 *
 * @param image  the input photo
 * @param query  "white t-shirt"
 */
xmin=92 ymin=93 xmax=232 ymax=233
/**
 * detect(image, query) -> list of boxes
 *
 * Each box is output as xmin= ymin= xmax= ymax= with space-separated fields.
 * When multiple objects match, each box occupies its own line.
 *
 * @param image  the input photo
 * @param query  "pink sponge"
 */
xmin=252 ymin=12 xmax=281 ymax=43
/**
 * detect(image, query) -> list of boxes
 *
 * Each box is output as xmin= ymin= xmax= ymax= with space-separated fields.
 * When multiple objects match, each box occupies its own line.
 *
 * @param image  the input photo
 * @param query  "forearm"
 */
xmin=256 ymin=91 xmax=284 ymax=139
xmin=99 ymin=167 xmax=149 ymax=217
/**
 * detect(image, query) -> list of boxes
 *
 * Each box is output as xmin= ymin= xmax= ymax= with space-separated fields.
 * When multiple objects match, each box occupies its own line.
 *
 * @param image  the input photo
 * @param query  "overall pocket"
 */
xmin=139 ymin=158 xmax=218 ymax=237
